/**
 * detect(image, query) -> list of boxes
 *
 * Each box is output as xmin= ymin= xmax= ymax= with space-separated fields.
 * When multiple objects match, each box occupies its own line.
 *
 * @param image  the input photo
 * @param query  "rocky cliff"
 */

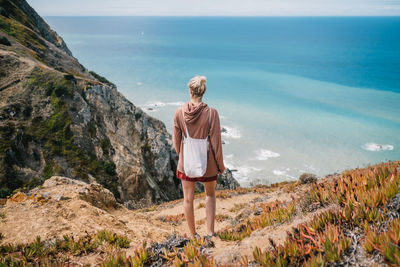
xmin=0 ymin=0 xmax=182 ymax=207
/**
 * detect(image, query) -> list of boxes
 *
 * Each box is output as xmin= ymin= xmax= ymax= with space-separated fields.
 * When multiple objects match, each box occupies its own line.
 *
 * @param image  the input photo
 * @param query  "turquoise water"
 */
xmin=45 ymin=16 xmax=400 ymax=185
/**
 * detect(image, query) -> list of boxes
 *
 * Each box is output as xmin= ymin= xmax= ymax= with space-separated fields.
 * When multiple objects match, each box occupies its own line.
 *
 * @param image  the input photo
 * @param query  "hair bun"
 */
xmin=199 ymin=76 xmax=207 ymax=84
xmin=188 ymin=75 xmax=207 ymax=97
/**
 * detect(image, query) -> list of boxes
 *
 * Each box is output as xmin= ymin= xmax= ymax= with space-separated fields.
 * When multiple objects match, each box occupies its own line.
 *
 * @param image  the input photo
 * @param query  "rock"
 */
xmin=43 ymin=176 xmax=86 ymax=187
xmin=148 ymin=234 xmax=189 ymax=266
xmin=0 ymin=36 xmax=11 ymax=46
xmin=299 ymin=173 xmax=317 ymax=184
xmin=53 ymin=194 xmax=62 ymax=201
xmin=216 ymin=169 xmax=240 ymax=190
xmin=194 ymin=169 xmax=240 ymax=193
xmin=7 ymin=191 xmax=27 ymax=203
xmin=40 ymin=176 xmax=119 ymax=210
xmin=78 ymin=182 xmax=118 ymax=210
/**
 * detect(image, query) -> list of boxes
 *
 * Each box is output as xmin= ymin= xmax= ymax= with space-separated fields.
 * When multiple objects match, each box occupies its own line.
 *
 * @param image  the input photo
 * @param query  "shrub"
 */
xmin=89 ymin=71 xmax=115 ymax=87
xmin=0 ymin=35 xmax=11 ymax=46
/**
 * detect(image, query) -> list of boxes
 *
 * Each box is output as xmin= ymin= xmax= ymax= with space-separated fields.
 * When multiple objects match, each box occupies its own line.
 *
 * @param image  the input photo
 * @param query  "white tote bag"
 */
xmin=182 ymin=108 xmax=211 ymax=178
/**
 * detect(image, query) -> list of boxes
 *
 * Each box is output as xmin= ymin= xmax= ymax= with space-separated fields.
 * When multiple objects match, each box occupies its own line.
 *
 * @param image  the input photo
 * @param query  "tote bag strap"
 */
xmin=181 ymin=108 xmax=190 ymax=138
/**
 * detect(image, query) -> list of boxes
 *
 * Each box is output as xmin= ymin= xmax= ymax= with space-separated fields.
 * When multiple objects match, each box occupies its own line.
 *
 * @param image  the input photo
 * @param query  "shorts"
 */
xmin=176 ymin=170 xmax=218 ymax=182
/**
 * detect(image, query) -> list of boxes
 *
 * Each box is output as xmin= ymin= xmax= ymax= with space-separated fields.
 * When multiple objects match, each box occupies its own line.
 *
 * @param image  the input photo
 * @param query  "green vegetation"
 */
xmin=0 ymin=68 xmax=120 ymax=199
xmin=0 ymin=35 xmax=11 ymax=46
xmin=0 ymin=123 xmax=14 ymax=155
xmin=228 ymin=203 xmax=246 ymax=212
xmin=0 ymin=0 xmax=39 ymax=31
xmin=0 ymin=212 xmax=5 ymax=219
xmin=218 ymin=200 xmax=296 ymax=241
xmin=63 ymin=74 xmax=75 ymax=81
xmin=100 ymin=242 xmax=150 ymax=267
xmin=89 ymin=70 xmax=116 ymax=87
xmin=364 ymin=219 xmax=400 ymax=266
xmin=101 ymin=138 xmax=112 ymax=155
xmin=0 ymin=15 xmax=47 ymax=55
xmin=0 ymin=230 xmax=131 ymax=266
xmin=129 ymin=162 xmax=400 ymax=267
xmin=28 ymin=69 xmax=118 ymax=197
xmin=96 ymin=230 xmax=130 ymax=248
xmin=42 ymin=161 xmax=56 ymax=180
xmin=251 ymin=161 xmax=400 ymax=266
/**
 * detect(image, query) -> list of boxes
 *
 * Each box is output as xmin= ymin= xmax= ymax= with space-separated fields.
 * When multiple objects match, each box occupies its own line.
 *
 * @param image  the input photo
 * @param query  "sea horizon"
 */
xmin=44 ymin=16 xmax=400 ymax=186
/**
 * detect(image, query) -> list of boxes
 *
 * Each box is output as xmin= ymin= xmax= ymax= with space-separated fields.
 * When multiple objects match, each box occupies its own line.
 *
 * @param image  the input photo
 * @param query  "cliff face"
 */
xmin=0 ymin=0 xmax=182 ymax=206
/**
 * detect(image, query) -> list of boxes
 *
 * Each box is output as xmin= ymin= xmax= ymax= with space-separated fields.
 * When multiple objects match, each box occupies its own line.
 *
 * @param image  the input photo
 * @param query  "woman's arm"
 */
xmin=210 ymin=108 xmax=226 ymax=174
xmin=172 ymin=108 xmax=182 ymax=155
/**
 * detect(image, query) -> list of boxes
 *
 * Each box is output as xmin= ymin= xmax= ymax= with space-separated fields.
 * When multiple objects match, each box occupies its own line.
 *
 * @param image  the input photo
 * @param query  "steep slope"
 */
xmin=0 ymin=0 xmax=182 ymax=207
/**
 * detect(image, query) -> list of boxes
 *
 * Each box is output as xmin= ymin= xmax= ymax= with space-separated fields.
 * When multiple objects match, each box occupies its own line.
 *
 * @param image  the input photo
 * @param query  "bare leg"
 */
xmin=181 ymin=180 xmax=196 ymax=236
xmin=204 ymin=180 xmax=217 ymax=236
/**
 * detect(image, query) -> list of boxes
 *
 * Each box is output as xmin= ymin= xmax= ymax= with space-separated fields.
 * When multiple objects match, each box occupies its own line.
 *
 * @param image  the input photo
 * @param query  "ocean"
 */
xmin=45 ymin=16 xmax=400 ymax=186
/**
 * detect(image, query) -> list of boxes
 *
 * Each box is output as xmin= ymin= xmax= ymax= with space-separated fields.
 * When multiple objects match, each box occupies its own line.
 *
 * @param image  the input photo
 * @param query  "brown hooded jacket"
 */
xmin=173 ymin=102 xmax=225 ymax=178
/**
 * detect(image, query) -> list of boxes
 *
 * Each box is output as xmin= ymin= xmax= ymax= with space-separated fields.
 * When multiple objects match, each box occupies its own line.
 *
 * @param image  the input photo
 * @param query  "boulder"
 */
xmin=216 ymin=169 xmax=240 ymax=190
xmin=299 ymin=173 xmax=317 ymax=184
xmin=39 ymin=176 xmax=119 ymax=210
xmin=195 ymin=169 xmax=240 ymax=192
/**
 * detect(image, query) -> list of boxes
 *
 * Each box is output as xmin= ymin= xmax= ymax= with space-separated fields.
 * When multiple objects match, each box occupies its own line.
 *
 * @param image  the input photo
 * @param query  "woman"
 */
xmin=173 ymin=75 xmax=225 ymax=239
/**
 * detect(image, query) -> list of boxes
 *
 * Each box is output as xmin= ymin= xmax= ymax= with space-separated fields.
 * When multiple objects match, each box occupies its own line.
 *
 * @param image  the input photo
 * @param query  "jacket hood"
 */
xmin=182 ymin=102 xmax=208 ymax=124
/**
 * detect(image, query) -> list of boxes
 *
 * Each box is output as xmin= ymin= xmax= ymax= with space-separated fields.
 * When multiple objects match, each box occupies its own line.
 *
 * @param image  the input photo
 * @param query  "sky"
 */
xmin=28 ymin=0 xmax=400 ymax=16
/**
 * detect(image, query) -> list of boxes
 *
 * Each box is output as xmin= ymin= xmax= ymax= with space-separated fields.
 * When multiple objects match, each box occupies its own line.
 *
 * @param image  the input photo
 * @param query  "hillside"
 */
xmin=1 ymin=161 xmax=399 ymax=266
xmin=0 ymin=0 xmax=192 ymax=208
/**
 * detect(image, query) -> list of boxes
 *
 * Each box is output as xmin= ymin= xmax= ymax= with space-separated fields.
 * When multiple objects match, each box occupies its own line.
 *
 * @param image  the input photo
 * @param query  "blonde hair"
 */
xmin=188 ymin=75 xmax=207 ymax=97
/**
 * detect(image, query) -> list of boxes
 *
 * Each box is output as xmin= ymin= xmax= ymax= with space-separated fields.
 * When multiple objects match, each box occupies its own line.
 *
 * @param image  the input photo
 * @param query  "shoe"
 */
xmin=203 ymin=232 xmax=217 ymax=248
xmin=190 ymin=233 xmax=201 ymax=240
xmin=204 ymin=232 xmax=217 ymax=239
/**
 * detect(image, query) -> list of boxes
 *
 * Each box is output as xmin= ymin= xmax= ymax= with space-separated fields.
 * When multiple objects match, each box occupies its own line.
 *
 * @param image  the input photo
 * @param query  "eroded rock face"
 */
xmin=79 ymin=84 xmax=182 ymax=207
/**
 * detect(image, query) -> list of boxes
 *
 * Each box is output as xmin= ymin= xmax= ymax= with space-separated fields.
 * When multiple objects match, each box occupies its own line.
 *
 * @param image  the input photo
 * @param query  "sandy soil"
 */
xmin=0 ymin=176 xmax=316 ymax=265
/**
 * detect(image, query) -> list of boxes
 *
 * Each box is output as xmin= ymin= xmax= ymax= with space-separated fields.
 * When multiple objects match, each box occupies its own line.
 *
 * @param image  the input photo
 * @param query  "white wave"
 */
xmin=362 ymin=143 xmax=394 ymax=151
xmin=137 ymin=82 xmax=143 ymax=86
xmin=233 ymin=166 xmax=262 ymax=186
xmin=236 ymin=166 xmax=262 ymax=177
xmin=141 ymin=101 xmax=166 ymax=108
xmin=166 ymin=101 xmax=185 ymax=106
xmin=272 ymin=168 xmax=295 ymax=178
xmin=255 ymin=149 xmax=280 ymax=160
xmin=222 ymin=154 xmax=261 ymax=185
xmin=140 ymin=101 xmax=185 ymax=109
xmin=221 ymin=125 xmax=241 ymax=139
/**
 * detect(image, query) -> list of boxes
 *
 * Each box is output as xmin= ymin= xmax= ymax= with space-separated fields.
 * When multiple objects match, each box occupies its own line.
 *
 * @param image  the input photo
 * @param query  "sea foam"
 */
xmin=140 ymin=101 xmax=185 ymax=112
xmin=272 ymin=168 xmax=295 ymax=179
xmin=221 ymin=125 xmax=241 ymax=139
xmin=362 ymin=143 xmax=394 ymax=151
xmin=255 ymin=149 xmax=280 ymax=160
